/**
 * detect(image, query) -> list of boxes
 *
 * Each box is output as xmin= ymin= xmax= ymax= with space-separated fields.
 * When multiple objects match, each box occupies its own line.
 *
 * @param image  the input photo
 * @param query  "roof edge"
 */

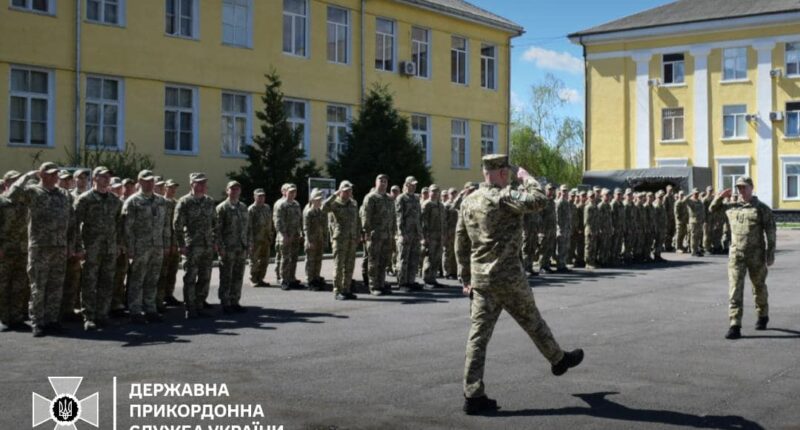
xmin=394 ymin=0 xmax=525 ymax=36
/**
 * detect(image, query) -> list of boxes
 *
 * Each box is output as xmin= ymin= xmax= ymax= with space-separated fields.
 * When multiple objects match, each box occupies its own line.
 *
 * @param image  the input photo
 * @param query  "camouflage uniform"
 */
xmin=610 ymin=195 xmax=625 ymax=264
xmin=303 ymin=199 xmax=326 ymax=285
xmin=663 ymin=190 xmax=676 ymax=250
xmin=538 ymin=194 xmax=556 ymax=271
xmin=157 ymin=192 xmax=180 ymax=305
xmin=273 ymin=196 xmax=285 ymax=282
xmin=622 ymin=195 xmax=636 ymax=262
xmin=674 ymin=195 xmax=689 ymax=252
xmin=522 ymin=211 xmax=541 ymax=272
xmin=571 ymin=194 xmax=585 ymax=267
xmin=322 ymin=189 xmax=361 ymax=296
xmin=0 ymin=193 xmax=29 ymax=327
xmin=597 ymin=196 xmax=613 ymax=266
xmin=274 ymin=195 xmax=303 ymax=286
xmin=583 ymin=196 xmax=599 ymax=268
xmin=61 ymin=188 xmax=82 ymax=320
xmin=421 ymin=192 xmax=445 ymax=284
xmin=642 ymin=197 xmax=654 ymax=261
xmin=248 ymin=200 xmax=274 ymax=285
xmin=396 ymin=188 xmax=422 ymax=286
xmin=652 ymin=196 xmax=667 ymax=260
xmin=174 ymin=188 xmax=217 ymax=315
xmin=443 ymin=194 xmax=462 ymax=278
xmin=362 ymin=187 xmax=395 ymax=292
xmin=215 ymin=197 xmax=250 ymax=308
xmin=633 ymin=198 xmax=645 ymax=261
xmin=686 ymin=195 xmax=706 ymax=255
xmin=554 ymin=191 xmax=572 ymax=270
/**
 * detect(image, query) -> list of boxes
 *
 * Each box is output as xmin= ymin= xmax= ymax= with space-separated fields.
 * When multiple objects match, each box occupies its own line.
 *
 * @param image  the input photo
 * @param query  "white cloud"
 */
xmin=558 ymin=88 xmax=581 ymax=104
xmin=510 ymin=91 xmax=525 ymax=111
xmin=522 ymin=47 xmax=583 ymax=74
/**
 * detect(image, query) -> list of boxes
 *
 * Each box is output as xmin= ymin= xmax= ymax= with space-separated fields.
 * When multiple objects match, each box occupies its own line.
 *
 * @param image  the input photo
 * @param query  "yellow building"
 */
xmin=0 ymin=0 xmax=522 ymax=197
xmin=570 ymin=0 xmax=800 ymax=209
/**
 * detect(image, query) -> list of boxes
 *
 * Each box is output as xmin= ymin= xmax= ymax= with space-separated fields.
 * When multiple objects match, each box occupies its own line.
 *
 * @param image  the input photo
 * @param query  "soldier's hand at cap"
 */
xmin=719 ymin=188 xmax=733 ymax=199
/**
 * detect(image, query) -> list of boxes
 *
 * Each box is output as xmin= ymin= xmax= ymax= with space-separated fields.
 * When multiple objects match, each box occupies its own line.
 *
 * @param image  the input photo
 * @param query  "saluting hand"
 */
xmin=719 ymin=188 xmax=733 ymax=199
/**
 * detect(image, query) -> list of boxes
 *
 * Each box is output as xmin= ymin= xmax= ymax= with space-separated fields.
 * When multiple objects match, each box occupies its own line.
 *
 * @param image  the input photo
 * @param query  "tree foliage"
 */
xmin=60 ymin=141 xmax=155 ymax=180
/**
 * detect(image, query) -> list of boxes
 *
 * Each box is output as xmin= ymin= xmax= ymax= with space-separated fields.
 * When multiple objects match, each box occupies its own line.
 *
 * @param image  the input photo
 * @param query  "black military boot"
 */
xmin=725 ymin=325 xmax=741 ymax=339
xmin=552 ymin=349 xmax=584 ymax=376
xmin=755 ymin=316 xmax=769 ymax=331
xmin=463 ymin=395 xmax=499 ymax=415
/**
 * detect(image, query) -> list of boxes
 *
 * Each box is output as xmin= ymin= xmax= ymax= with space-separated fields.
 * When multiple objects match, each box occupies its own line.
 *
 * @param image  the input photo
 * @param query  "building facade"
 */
xmin=0 ymin=0 xmax=522 ymax=196
xmin=570 ymin=0 xmax=800 ymax=209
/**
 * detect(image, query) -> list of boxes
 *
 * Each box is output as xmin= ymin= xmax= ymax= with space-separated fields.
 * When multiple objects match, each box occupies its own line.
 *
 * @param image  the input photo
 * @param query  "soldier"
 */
xmin=422 ymin=184 xmax=445 ymax=286
xmin=174 ymin=172 xmax=217 ymax=319
xmin=215 ymin=181 xmax=251 ymax=314
xmin=153 ymin=177 xmax=165 ymax=196
xmin=571 ymin=191 xmax=586 ymax=268
xmin=273 ymin=184 xmax=288 ymax=284
xmin=362 ymin=175 xmax=395 ymax=295
xmin=674 ymin=190 xmax=688 ymax=252
xmin=73 ymin=167 xmax=122 ymax=331
xmin=710 ymin=177 xmax=776 ymax=339
xmin=652 ymin=191 xmax=667 ymax=262
xmin=442 ymin=188 xmax=460 ymax=280
xmin=610 ymin=188 xmax=625 ymax=265
xmin=554 ymin=185 xmax=572 ymax=273
xmin=663 ymin=185 xmax=676 ymax=251
xmin=686 ymin=188 xmax=706 ymax=257
xmin=249 ymin=188 xmax=274 ymax=288
xmin=622 ymin=189 xmax=636 ymax=263
xmin=303 ymin=189 xmax=326 ymax=291
xmin=274 ymin=183 xmax=303 ymax=290
xmin=7 ymin=163 xmax=74 ymax=337
xmin=457 ymin=154 xmax=583 ymax=415
xmin=322 ymin=181 xmax=360 ymax=300
xmin=0 ymin=170 xmax=30 ymax=332
xmin=632 ymin=193 xmax=646 ymax=263
xmin=522 ymin=207 xmax=541 ymax=275
xmin=396 ymin=176 xmax=423 ymax=291
xmin=123 ymin=170 xmax=170 ymax=324
xmin=597 ymin=189 xmax=613 ymax=266
xmin=583 ymin=191 xmax=599 ymax=270
xmin=642 ymin=192 xmax=655 ymax=263
xmin=421 ymin=186 xmax=430 ymax=203
xmin=122 ymin=178 xmax=136 ymax=199
xmin=388 ymin=185 xmax=401 ymax=276
xmin=702 ymin=186 xmax=714 ymax=253
xmin=58 ymin=170 xmax=82 ymax=323
xmin=109 ymin=177 xmax=129 ymax=318
xmin=157 ymin=180 xmax=182 ymax=309
xmin=538 ymin=184 xmax=557 ymax=273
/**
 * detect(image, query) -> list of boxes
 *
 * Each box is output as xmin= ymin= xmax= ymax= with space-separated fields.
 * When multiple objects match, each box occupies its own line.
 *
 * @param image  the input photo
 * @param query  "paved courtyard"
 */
xmin=3 ymin=230 xmax=800 ymax=430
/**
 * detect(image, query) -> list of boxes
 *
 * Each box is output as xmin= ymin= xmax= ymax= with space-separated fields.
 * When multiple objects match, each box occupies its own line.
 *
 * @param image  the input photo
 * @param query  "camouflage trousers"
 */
xmin=111 ymin=252 xmax=129 ymax=311
xmin=728 ymin=247 xmax=769 ymax=327
xmin=624 ymin=230 xmax=635 ymax=261
xmin=538 ymin=231 xmax=556 ymax=270
xmin=422 ymin=238 xmax=443 ymax=283
xmin=304 ymin=239 xmax=324 ymax=283
xmin=612 ymin=228 xmax=624 ymax=262
xmin=274 ymin=241 xmax=282 ymax=282
xmin=0 ymin=253 xmax=29 ymax=325
xmin=183 ymin=246 xmax=213 ymax=313
xmin=27 ymin=247 xmax=67 ymax=328
xmin=703 ymin=222 xmax=712 ymax=252
xmin=689 ymin=222 xmax=703 ymax=254
xmin=555 ymin=231 xmax=570 ymax=269
xmin=332 ymin=239 xmax=357 ymax=294
xmin=675 ymin=221 xmax=688 ymax=251
xmin=276 ymin=237 xmax=300 ymax=284
xmin=397 ymin=235 xmax=421 ymax=285
xmin=464 ymin=281 xmax=565 ymax=398
xmin=219 ymin=248 xmax=246 ymax=307
xmin=522 ymin=226 xmax=539 ymax=271
xmin=80 ymin=244 xmax=116 ymax=322
xmin=653 ymin=229 xmax=664 ymax=259
xmin=128 ymin=247 xmax=164 ymax=315
xmin=390 ymin=237 xmax=398 ymax=274
xmin=443 ymin=238 xmax=457 ymax=277
xmin=572 ymin=233 xmax=585 ymax=266
xmin=584 ymin=230 xmax=597 ymax=267
xmin=157 ymin=249 xmax=180 ymax=304
xmin=249 ymin=240 xmax=271 ymax=284
xmin=367 ymin=236 xmax=392 ymax=291
xmin=665 ymin=217 xmax=676 ymax=250
xmin=61 ymin=256 xmax=82 ymax=319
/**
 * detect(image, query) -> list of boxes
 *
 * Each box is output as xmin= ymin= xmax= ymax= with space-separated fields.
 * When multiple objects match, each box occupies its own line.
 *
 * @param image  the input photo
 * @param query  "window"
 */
xmin=85 ymin=76 xmax=122 ymax=149
xmin=411 ymin=115 xmax=430 ymax=165
xmin=222 ymin=0 xmax=251 ymax=47
xmin=9 ymin=68 xmax=52 ymax=146
xmin=481 ymin=44 xmax=496 ymax=90
xmin=87 ymin=0 xmax=121 ymax=24
xmin=411 ymin=27 xmax=430 ymax=78
xmin=656 ymin=158 xmax=689 ymax=167
xmin=784 ymin=162 xmax=800 ymax=199
xmin=283 ymin=0 xmax=307 ymax=56
xmin=166 ymin=0 xmax=196 ymax=38
xmin=326 ymin=105 xmax=348 ymax=160
xmin=787 ymin=102 xmax=800 ymax=138
xmin=722 ymin=105 xmax=748 ymax=139
xmin=661 ymin=108 xmax=684 ymax=141
xmin=11 ymin=0 xmax=52 ymax=13
xmin=722 ymin=47 xmax=747 ymax=81
xmin=164 ymin=86 xmax=196 ymax=153
xmin=221 ymin=93 xmax=250 ymax=156
xmin=480 ymin=123 xmax=496 ymax=156
xmin=719 ymin=163 xmax=748 ymax=193
xmin=326 ymin=6 xmax=349 ymax=64
xmin=451 ymin=119 xmax=469 ymax=168
xmin=284 ymin=99 xmax=308 ymax=156
xmin=451 ymin=36 xmax=468 ymax=84
xmin=787 ymin=42 xmax=800 ymax=76
xmin=375 ymin=18 xmax=395 ymax=71
xmin=662 ymin=53 xmax=685 ymax=84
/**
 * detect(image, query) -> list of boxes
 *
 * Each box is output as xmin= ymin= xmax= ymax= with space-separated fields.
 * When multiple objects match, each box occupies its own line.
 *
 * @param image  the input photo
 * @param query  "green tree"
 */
xmin=59 ymin=141 xmax=155 ymax=180
xmin=228 ymin=70 xmax=321 ymax=203
xmin=327 ymin=83 xmax=432 ymax=202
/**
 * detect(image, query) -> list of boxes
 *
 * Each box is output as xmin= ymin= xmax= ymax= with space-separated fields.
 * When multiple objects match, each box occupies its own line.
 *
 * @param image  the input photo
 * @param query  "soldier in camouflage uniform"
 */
xmin=396 ymin=176 xmax=422 ymax=291
xmin=248 ymin=188 xmax=275 ymax=288
xmin=610 ymin=188 xmax=625 ymax=265
xmin=0 ymin=170 xmax=30 ymax=331
xmin=663 ymin=185 xmax=676 ymax=251
xmin=73 ymin=167 xmax=122 ymax=330
xmin=457 ymin=154 xmax=583 ymax=415
xmin=56 ymin=170 xmax=82 ymax=323
xmin=642 ymin=192 xmax=655 ymax=262
xmin=632 ymin=193 xmax=646 ymax=262
xmin=702 ymin=186 xmax=714 ymax=253
xmin=174 ymin=172 xmax=217 ymax=319
xmin=274 ymin=183 xmax=303 ymax=290
xmin=273 ymin=184 xmax=288 ymax=283
xmin=674 ymin=190 xmax=688 ymax=252
xmin=571 ymin=191 xmax=586 ymax=268
xmin=215 ymin=181 xmax=251 ymax=314
xmin=686 ymin=188 xmax=706 ymax=257
xmin=522 ymin=205 xmax=542 ymax=275
xmin=583 ymin=191 xmax=599 ymax=270
xmin=442 ymin=188 xmax=460 ymax=280
xmin=303 ymin=189 xmax=326 ymax=291
xmin=110 ymin=178 xmax=129 ymax=317
xmin=597 ymin=189 xmax=613 ymax=266
xmin=538 ymin=184 xmax=557 ymax=273
xmin=622 ymin=189 xmax=635 ymax=263
xmin=652 ymin=191 xmax=667 ymax=262
xmin=123 ymin=170 xmax=170 ymax=324
xmin=362 ymin=175 xmax=395 ymax=295
xmin=322 ymin=181 xmax=361 ymax=300
xmin=554 ymin=185 xmax=572 ymax=272
xmin=157 ymin=180 xmax=182 ymax=308
xmin=388 ymin=185 xmax=401 ymax=276
xmin=422 ymin=185 xmax=445 ymax=286
xmin=710 ymin=177 xmax=776 ymax=340
xmin=8 ymin=163 xmax=74 ymax=337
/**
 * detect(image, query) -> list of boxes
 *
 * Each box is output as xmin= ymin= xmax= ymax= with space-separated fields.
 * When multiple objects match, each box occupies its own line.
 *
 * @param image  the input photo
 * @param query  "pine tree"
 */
xmin=328 ymin=84 xmax=432 ymax=201
xmin=228 ymin=70 xmax=321 ymax=203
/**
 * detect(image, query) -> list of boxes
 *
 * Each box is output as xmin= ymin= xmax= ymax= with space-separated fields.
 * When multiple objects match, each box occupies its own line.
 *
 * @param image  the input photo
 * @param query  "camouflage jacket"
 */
xmin=174 ymin=193 xmax=217 ymax=249
xmin=710 ymin=196 xmax=775 ymax=255
xmin=274 ymin=199 xmax=303 ymax=241
xmin=322 ymin=195 xmax=360 ymax=242
xmin=642 ymin=203 xmax=654 ymax=236
xmin=674 ymin=197 xmax=689 ymax=223
xmin=165 ymin=198 xmax=178 ymax=247
xmin=455 ymin=179 xmax=547 ymax=289
xmin=0 ymin=194 xmax=28 ymax=254
xmin=652 ymin=202 xmax=666 ymax=234
xmin=123 ymin=192 xmax=171 ymax=253
xmin=610 ymin=200 xmax=625 ymax=230
xmin=555 ymin=197 xmax=572 ymax=236
xmin=303 ymin=204 xmax=327 ymax=244
xmin=74 ymin=190 xmax=122 ymax=252
xmin=361 ymin=191 xmax=394 ymax=240
xmin=421 ymin=200 xmax=444 ymax=242
xmin=215 ymin=199 xmax=250 ymax=251
xmin=584 ymin=202 xmax=599 ymax=233
xmin=598 ymin=201 xmax=613 ymax=235
xmin=686 ymin=198 xmax=706 ymax=224
xmin=572 ymin=202 xmax=584 ymax=235
xmin=622 ymin=201 xmax=635 ymax=234
xmin=443 ymin=201 xmax=460 ymax=242
xmin=7 ymin=178 xmax=73 ymax=249
xmin=248 ymin=203 xmax=274 ymax=244
xmin=540 ymin=198 xmax=556 ymax=231
xmin=395 ymin=192 xmax=422 ymax=238
xmin=663 ymin=194 xmax=675 ymax=223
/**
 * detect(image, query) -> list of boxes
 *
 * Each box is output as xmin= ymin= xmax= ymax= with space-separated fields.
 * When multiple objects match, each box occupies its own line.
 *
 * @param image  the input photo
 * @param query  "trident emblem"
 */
xmin=32 ymin=377 xmax=99 ymax=429
xmin=57 ymin=398 xmax=73 ymax=421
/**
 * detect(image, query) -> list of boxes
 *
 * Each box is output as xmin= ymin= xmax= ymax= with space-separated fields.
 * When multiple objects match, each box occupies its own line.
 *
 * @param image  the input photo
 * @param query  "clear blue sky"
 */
xmin=468 ymin=0 xmax=672 ymax=121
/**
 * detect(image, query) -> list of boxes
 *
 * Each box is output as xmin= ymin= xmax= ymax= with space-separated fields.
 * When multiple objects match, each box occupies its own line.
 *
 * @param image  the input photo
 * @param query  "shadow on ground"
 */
xmin=529 ymin=259 xmax=710 ymax=288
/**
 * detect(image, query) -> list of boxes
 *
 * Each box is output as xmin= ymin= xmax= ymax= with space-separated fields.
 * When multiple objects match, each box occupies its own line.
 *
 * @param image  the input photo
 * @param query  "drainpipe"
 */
xmin=360 ymin=0 xmax=366 ymax=102
xmin=74 ymin=0 xmax=82 ymax=165
xmin=579 ymin=36 xmax=589 ymax=174
xmin=506 ymin=35 xmax=512 ymax=156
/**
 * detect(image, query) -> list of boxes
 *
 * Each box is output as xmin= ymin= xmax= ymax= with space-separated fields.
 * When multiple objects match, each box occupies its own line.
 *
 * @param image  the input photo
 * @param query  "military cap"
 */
xmin=404 ymin=176 xmax=418 ymax=185
xmin=3 ymin=170 xmax=22 ymax=181
xmin=578 ymin=191 xmax=587 ymax=197
xmin=587 ymin=191 xmax=595 ymax=197
xmin=122 ymin=178 xmax=135 ymax=186
xmin=625 ymin=188 xmax=633 ymax=195
xmin=39 ymin=162 xmax=60 ymax=174
xmin=58 ymin=169 xmax=72 ymax=179
xmin=421 ymin=186 xmax=429 ymax=193
xmin=593 ymin=186 xmax=601 ymax=191
xmin=482 ymin=154 xmax=509 ymax=170
xmin=226 ymin=180 xmax=241 ymax=190
xmin=376 ymin=173 xmax=389 ymax=181
xmin=656 ymin=190 xmax=665 ymax=197
xmin=253 ymin=188 xmax=266 ymax=196
xmin=647 ymin=192 xmax=654 ymax=197
xmin=430 ymin=184 xmax=440 ymax=192
xmin=691 ymin=187 xmax=700 ymax=193
xmin=736 ymin=176 xmax=753 ymax=187
xmin=286 ymin=183 xmax=297 ymax=191
xmin=545 ymin=183 xmax=554 ymax=190
xmin=137 ymin=170 xmax=155 ymax=181
xmin=92 ymin=166 xmax=111 ymax=176
xmin=165 ymin=179 xmax=179 ymax=187
xmin=310 ymin=188 xmax=323 ymax=200
xmin=390 ymin=185 xmax=401 ymax=192
xmin=601 ymin=188 xmax=610 ymax=195
xmin=110 ymin=177 xmax=123 ymax=188
xmin=338 ymin=180 xmax=353 ymax=191
xmin=280 ymin=183 xmax=290 ymax=192
xmin=73 ymin=168 xmax=90 ymax=178
xmin=154 ymin=176 xmax=165 ymax=186
xmin=189 ymin=172 xmax=208 ymax=183
xmin=569 ymin=189 xmax=577 ymax=196
xmin=448 ymin=187 xmax=457 ymax=194
xmin=614 ymin=188 xmax=622 ymax=194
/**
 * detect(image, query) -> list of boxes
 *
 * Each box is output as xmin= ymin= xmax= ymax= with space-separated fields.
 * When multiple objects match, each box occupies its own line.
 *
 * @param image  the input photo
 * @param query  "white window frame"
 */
xmin=164 ymin=85 xmax=199 ymax=155
xmin=222 ymin=0 xmax=252 ymax=48
xmin=410 ymin=114 xmax=431 ymax=165
xmin=662 ymin=53 xmax=685 ymax=85
xmin=451 ymin=119 xmax=470 ymax=169
xmin=86 ymin=0 xmax=124 ymax=26
xmin=8 ymin=66 xmax=55 ymax=148
xmin=9 ymin=0 xmax=55 ymax=14
xmin=326 ymin=6 xmax=350 ymax=64
xmin=716 ymin=157 xmax=750 ymax=194
xmin=221 ymin=91 xmax=251 ymax=158
xmin=284 ymin=98 xmax=310 ymax=158
xmin=411 ymin=26 xmax=430 ymax=79
xmin=480 ymin=123 xmax=496 ymax=156
xmin=375 ymin=17 xmax=395 ymax=72
xmin=326 ymin=104 xmax=350 ymax=161
xmin=787 ymin=101 xmax=800 ymax=138
xmin=165 ymin=0 xmax=200 ymax=40
xmin=722 ymin=104 xmax=748 ymax=140
xmin=480 ymin=43 xmax=497 ymax=90
xmin=656 ymin=158 xmax=689 ymax=167
xmin=85 ymin=75 xmax=125 ymax=151
xmin=780 ymin=156 xmax=800 ymax=201
xmin=721 ymin=47 xmax=747 ymax=82
xmin=786 ymin=42 xmax=800 ymax=77
xmin=451 ymin=36 xmax=469 ymax=85
xmin=283 ymin=0 xmax=308 ymax=57
xmin=661 ymin=107 xmax=684 ymax=142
